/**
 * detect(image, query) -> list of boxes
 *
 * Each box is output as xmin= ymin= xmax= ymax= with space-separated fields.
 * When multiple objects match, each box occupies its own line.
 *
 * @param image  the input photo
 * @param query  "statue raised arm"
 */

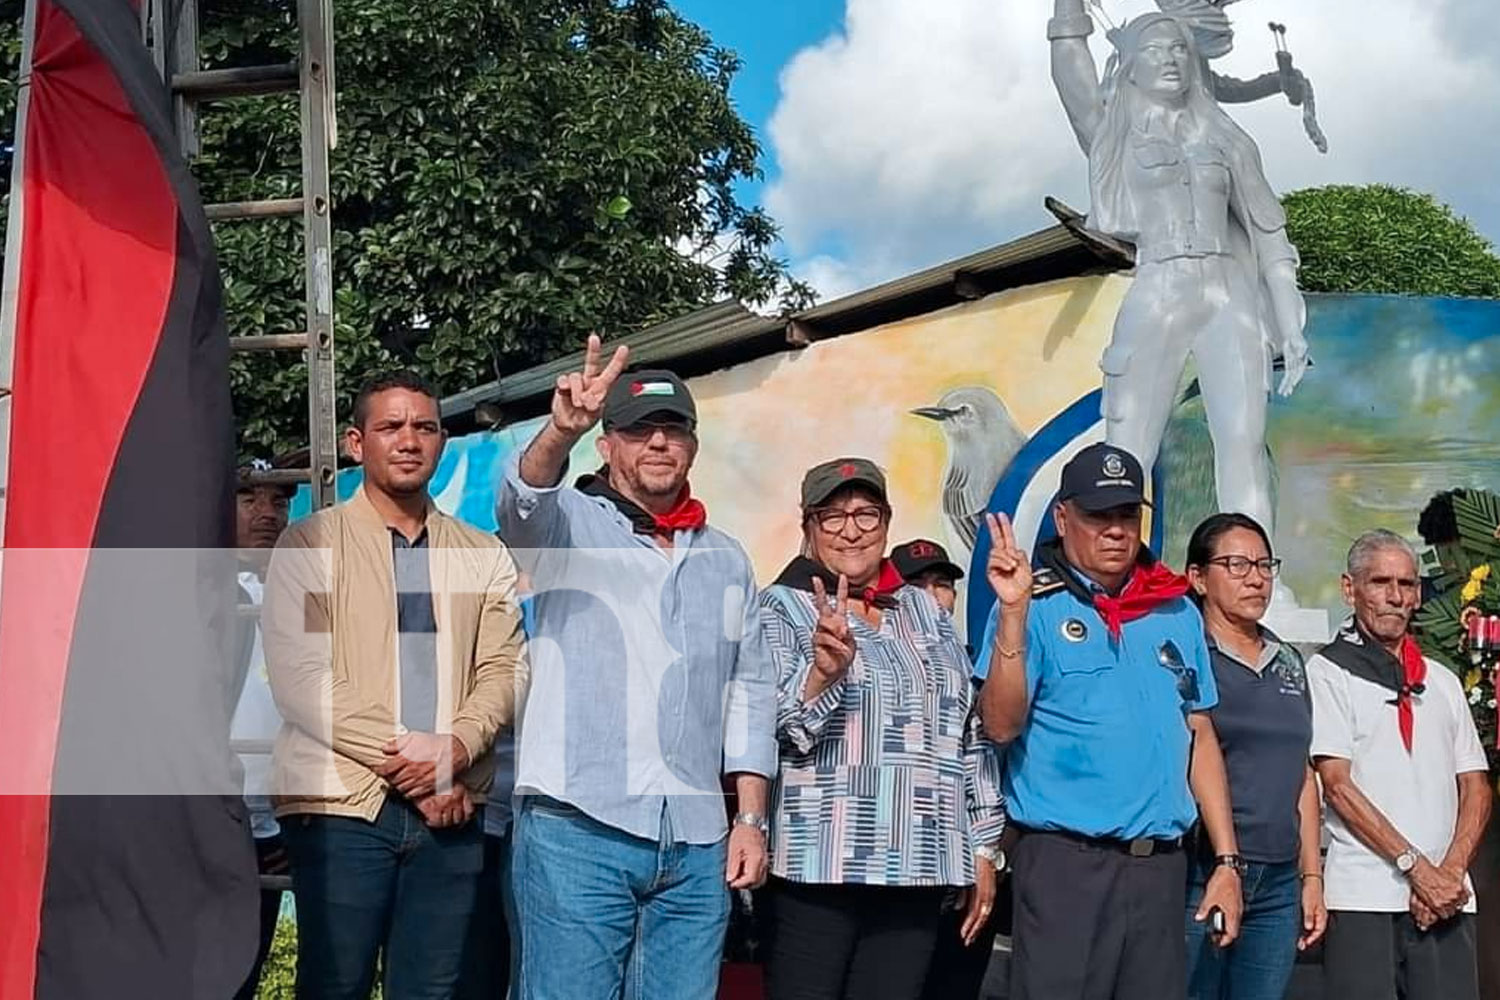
xmin=1048 ymin=0 xmax=1105 ymax=154
xmin=1158 ymin=0 xmax=1328 ymax=150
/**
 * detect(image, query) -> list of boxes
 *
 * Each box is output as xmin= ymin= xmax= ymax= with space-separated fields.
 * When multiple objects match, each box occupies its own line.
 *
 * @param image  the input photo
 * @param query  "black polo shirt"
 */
xmin=1205 ymin=629 xmax=1312 ymax=864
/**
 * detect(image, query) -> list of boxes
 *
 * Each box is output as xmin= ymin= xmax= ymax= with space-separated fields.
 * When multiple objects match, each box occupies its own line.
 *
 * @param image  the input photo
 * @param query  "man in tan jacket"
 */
xmin=263 ymin=370 xmax=526 ymax=1000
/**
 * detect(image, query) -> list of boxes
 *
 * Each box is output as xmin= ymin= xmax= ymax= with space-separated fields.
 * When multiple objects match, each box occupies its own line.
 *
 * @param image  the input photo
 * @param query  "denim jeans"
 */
xmin=512 ymin=796 xmax=730 ymax=1000
xmin=1184 ymin=857 xmax=1301 ymax=1000
xmin=282 ymin=797 xmax=484 ymax=1000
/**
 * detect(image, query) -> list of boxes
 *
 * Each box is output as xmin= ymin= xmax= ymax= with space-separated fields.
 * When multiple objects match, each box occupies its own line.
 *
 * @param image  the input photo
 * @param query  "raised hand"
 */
xmin=808 ymin=574 xmax=856 ymax=690
xmin=550 ymin=333 xmax=630 ymax=437
xmin=984 ymin=512 xmax=1033 ymax=606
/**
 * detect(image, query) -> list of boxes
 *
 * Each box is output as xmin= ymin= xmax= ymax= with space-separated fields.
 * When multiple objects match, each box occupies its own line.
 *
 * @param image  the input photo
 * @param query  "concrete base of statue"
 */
xmin=1264 ymin=583 xmax=1332 ymax=645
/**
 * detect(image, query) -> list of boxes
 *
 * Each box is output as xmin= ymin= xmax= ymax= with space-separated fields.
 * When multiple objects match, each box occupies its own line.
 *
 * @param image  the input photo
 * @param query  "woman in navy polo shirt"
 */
xmin=1183 ymin=513 xmax=1327 ymax=1000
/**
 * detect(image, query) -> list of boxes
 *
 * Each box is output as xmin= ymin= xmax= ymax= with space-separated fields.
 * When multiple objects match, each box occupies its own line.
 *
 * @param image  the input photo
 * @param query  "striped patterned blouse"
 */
xmin=761 ymin=583 xmax=1006 ymax=886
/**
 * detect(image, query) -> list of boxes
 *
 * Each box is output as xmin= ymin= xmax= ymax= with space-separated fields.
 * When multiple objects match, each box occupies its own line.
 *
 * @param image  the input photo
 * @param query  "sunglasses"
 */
xmin=1157 ymin=640 xmax=1200 ymax=705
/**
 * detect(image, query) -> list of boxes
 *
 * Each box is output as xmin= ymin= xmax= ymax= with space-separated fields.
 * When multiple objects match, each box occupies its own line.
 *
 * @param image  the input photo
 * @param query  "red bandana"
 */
xmin=1395 ymin=635 xmax=1429 ymax=753
xmin=860 ymin=560 xmax=906 ymax=608
xmin=1092 ymin=561 xmax=1191 ymax=640
xmin=652 ymin=485 xmax=707 ymax=534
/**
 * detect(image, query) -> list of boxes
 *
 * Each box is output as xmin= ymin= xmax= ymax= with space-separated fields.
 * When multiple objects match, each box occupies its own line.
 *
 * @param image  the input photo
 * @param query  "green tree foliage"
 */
xmin=0 ymin=1 xmax=20 ymax=226
xmin=0 ymin=0 xmax=812 ymax=455
xmin=1285 ymin=184 xmax=1500 ymax=299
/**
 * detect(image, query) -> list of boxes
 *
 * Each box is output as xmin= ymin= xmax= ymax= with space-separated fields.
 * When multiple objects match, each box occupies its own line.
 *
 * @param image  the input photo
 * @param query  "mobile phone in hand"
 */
xmin=1209 ymin=906 xmax=1226 ymax=935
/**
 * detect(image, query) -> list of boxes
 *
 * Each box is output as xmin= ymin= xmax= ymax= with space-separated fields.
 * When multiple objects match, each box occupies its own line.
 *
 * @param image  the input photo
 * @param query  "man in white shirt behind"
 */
xmin=229 ymin=460 xmax=293 ymax=1000
xmin=1310 ymin=529 xmax=1490 ymax=1000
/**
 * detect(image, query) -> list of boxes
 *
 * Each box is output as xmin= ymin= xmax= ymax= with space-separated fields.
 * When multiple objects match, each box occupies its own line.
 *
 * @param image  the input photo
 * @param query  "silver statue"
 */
xmin=1049 ymin=0 xmax=1310 ymax=536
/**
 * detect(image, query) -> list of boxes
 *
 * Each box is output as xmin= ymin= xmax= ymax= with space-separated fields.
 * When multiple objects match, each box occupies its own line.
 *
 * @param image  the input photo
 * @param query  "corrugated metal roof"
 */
xmin=442 ymin=222 xmax=1107 ymax=430
xmin=795 ymin=225 xmax=1087 ymax=325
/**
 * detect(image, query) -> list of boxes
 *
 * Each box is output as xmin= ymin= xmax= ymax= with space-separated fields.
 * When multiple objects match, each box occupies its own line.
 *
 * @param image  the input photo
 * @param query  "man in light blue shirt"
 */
xmin=497 ymin=337 xmax=776 ymax=1000
xmin=976 ymin=444 xmax=1243 ymax=1000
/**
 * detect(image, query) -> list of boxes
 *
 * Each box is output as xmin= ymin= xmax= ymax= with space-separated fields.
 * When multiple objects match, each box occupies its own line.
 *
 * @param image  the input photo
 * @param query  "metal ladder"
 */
xmin=146 ymin=0 xmax=340 ymax=510
xmin=145 ymin=0 xmax=340 ymax=895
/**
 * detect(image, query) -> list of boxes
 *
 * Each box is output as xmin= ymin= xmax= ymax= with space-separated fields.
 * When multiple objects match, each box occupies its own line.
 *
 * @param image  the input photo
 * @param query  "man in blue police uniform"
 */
xmin=976 ymin=444 xmax=1244 ymax=1000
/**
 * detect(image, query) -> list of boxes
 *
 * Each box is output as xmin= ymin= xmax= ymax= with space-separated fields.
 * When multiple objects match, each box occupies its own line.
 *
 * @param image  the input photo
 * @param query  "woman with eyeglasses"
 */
xmin=1183 ymin=513 xmax=1326 ymax=1000
xmin=757 ymin=457 xmax=1007 ymax=1000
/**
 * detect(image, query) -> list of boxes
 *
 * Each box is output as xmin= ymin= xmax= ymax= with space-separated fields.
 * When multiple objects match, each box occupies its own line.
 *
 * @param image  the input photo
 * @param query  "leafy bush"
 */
xmin=1285 ymin=184 xmax=1500 ymax=299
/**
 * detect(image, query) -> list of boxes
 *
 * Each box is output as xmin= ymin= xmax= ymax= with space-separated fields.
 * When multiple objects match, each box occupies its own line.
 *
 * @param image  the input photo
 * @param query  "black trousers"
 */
xmin=765 ymin=878 xmax=948 ymax=1000
xmin=1323 ymin=910 xmax=1478 ymax=1000
xmin=919 ymin=885 xmax=1008 ymax=1000
xmin=1010 ymin=830 xmax=1187 ymax=1000
xmin=233 ymin=836 xmax=286 ymax=1000
xmin=455 ymin=831 xmax=513 ymax=1000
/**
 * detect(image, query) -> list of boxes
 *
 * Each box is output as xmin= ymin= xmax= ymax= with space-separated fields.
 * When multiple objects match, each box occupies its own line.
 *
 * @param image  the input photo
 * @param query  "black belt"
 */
xmin=1013 ymin=823 xmax=1182 ymax=858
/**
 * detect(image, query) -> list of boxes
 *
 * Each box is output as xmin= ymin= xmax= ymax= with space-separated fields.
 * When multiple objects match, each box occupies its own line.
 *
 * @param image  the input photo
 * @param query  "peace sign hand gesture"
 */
xmin=985 ymin=512 xmax=1033 ymax=607
xmin=550 ymin=333 xmax=630 ymax=437
xmin=809 ymin=574 xmax=856 ymax=684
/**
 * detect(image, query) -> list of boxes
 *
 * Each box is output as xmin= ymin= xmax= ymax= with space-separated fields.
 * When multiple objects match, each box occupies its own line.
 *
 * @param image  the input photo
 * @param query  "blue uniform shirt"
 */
xmin=975 ymin=572 xmax=1216 ymax=840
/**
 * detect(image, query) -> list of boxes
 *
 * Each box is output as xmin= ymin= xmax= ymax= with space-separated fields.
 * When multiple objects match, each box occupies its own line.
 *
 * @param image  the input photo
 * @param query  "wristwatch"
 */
xmin=1215 ymin=853 xmax=1248 ymax=877
xmin=975 ymin=843 xmax=1008 ymax=872
xmin=733 ymin=811 xmax=769 ymax=836
xmin=1395 ymin=847 xmax=1421 ymax=876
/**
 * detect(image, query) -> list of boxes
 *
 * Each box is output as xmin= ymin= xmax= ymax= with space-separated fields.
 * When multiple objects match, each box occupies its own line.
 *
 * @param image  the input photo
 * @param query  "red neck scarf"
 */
xmin=1093 ymin=561 xmax=1191 ymax=640
xmin=1320 ymin=622 xmax=1430 ymax=754
xmin=1395 ymin=636 xmax=1429 ymax=753
xmin=576 ymin=470 xmax=707 ymax=535
xmin=859 ymin=560 xmax=906 ymax=609
xmin=651 ymin=485 xmax=707 ymax=534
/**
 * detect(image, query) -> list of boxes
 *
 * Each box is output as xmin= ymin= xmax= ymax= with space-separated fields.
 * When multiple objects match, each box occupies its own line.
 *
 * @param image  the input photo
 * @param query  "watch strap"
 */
xmin=733 ymin=811 xmax=769 ymax=835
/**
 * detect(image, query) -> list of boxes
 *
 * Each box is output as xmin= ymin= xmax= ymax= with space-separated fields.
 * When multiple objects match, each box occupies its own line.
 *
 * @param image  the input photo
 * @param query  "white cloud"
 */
xmin=767 ymin=0 xmax=1500 ymax=298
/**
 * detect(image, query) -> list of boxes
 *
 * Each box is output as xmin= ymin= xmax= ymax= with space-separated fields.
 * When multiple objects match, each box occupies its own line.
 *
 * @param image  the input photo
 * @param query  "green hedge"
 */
xmin=254 ymin=919 xmax=384 ymax=1000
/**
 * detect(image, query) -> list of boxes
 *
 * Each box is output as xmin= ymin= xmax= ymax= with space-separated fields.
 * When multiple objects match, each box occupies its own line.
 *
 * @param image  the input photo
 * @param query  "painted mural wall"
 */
xmin=295 ymin=280 xmax=1500 ymax=647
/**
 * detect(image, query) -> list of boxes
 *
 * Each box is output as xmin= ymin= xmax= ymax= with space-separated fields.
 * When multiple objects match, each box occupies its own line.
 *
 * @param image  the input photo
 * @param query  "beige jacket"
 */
xmin=262 ymin=487 xmax=527 ymax=821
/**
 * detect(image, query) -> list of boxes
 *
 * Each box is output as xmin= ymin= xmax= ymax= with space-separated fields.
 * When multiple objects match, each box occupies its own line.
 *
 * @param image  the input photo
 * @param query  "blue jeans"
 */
xmin=1184 ymin=857 xmax=1301 ymax=1000
xmin=512 ymin=796 xmax=730 ymax=1000
xmin=283 ymin=797 xmax=484 ymax=1000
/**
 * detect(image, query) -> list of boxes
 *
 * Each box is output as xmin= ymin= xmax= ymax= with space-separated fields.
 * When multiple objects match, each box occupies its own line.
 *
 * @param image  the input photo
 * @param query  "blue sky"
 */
xmin=673 ymin=1 xmax=842 ymax=203
xmin=673 ymin=1 xmax=1500 ymax=301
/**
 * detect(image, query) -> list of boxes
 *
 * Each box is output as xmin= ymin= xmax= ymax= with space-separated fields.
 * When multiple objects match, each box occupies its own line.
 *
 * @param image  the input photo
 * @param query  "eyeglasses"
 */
xmin=1205 ymin=556 xmax=1283 ymax=579
xmin=810 ymin=506 xmax=887 ymax=534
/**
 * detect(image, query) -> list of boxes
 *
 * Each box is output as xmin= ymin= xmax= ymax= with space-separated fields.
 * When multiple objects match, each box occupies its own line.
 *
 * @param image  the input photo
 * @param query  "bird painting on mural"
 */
xmin=912 ymin=386 xmax=1028 ymax=556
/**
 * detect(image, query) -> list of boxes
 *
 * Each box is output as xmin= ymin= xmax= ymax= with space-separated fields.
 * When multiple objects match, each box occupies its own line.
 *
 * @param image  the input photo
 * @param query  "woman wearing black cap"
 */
xmin=1183 ymin=513 xmax=1325 ymax=999
xmin=757 ymin=457 xmax=1007 ymax=1000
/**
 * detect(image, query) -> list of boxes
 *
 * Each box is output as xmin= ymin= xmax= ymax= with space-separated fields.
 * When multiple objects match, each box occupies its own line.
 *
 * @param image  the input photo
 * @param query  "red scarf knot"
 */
xmin=1395 ymin=635 xmax=1428 ymax=754
xmin=859 ymin=560 xmax=906 ymax=609
xmin=652 ymin=484 xmax=707 ymax=534
xmin=1092 ymin=561 xmax=1191 ymax=640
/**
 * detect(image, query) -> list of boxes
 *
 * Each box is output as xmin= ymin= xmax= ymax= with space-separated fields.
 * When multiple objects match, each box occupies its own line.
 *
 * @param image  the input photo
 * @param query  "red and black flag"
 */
xmin=0 ymin=0 xmax=258 ymax=997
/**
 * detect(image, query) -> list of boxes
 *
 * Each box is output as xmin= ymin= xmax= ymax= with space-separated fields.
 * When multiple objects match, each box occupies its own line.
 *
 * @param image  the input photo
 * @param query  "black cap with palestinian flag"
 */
xmin=602 ymin=369 xmax=697 ymax=431
xmin=0 ymin=1 xmax=258 ymax=997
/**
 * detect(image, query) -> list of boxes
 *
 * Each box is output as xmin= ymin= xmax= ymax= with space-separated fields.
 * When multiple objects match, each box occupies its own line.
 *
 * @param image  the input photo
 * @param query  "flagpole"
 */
xmin=0 ymin=0 xmax=38 ymax=549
